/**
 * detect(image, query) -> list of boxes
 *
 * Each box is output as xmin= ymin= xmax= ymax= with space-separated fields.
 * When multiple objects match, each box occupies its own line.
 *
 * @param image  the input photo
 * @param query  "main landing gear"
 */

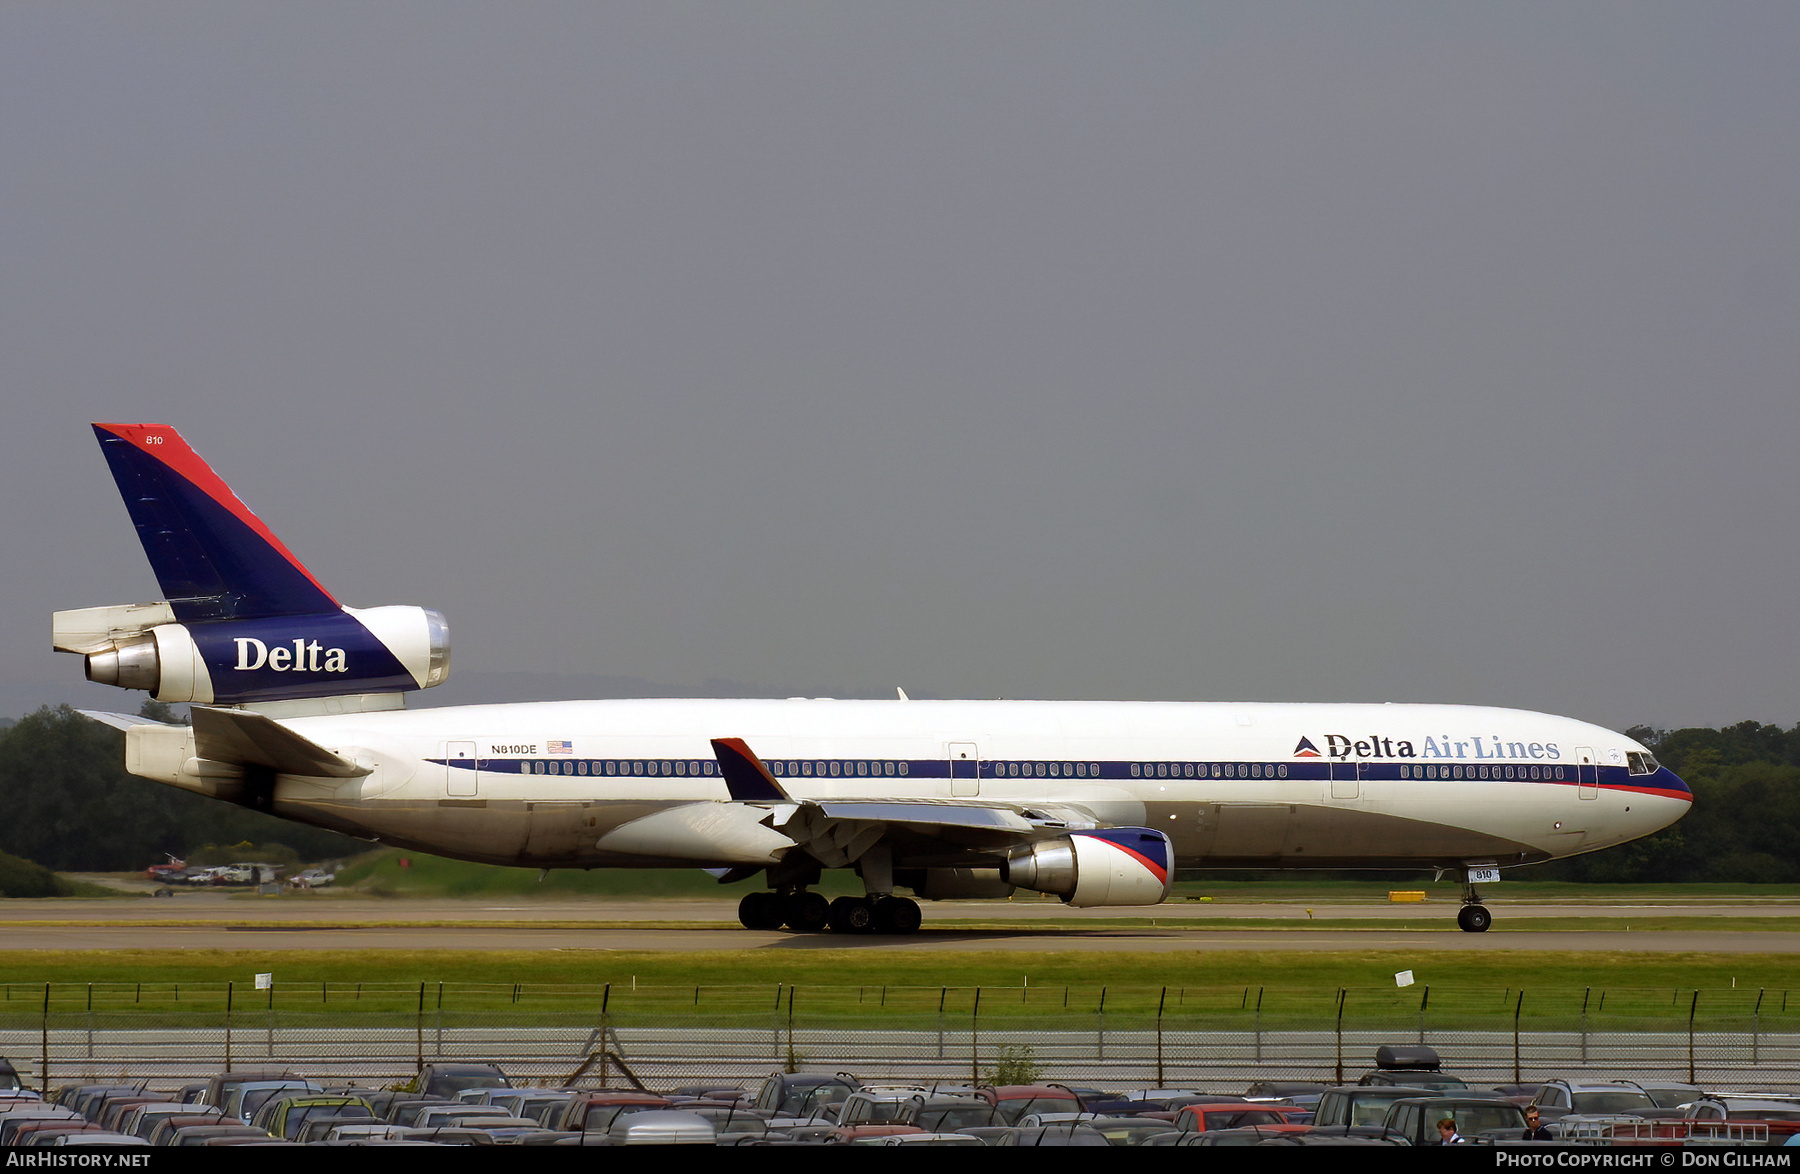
xmin=737 ymin=890 xmax=922 ymax=935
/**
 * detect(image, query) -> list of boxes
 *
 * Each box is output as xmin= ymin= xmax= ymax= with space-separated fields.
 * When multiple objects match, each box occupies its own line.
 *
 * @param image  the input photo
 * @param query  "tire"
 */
xmin=872 ymin=896 xmax=922 ymax=935
xmin=738 ymin=891 xmax=784 ymax=930
xmin=784 ymin=890 xmax=830 ymax=932
xmin=828 ymin=896 xmax=875 ymax=934
xmin=1457 ymin=904 xmax=1492 ymax=933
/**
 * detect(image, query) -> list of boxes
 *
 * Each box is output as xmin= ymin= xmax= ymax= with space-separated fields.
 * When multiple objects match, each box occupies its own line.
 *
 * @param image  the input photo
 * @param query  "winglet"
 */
xmin=709 ymin=738 xmax=791 ymax=802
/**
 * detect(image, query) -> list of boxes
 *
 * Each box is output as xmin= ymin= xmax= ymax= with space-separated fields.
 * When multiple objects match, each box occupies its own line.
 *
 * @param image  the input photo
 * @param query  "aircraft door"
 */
xmin=445 ymin=741 xmax=478 ymax=797
xmin=1331 ymin=761 xmax=1359 ymax=800
xmin=949 ymin=742 xmax=980 ymax=797
xmin=1575 ymin=745 xmax=1599 ymax=799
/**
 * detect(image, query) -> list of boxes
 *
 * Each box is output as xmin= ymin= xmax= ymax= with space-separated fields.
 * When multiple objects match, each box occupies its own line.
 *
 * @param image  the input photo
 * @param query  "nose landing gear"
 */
xmin=1456 ymin=903 xmax=1492 ymax=933
xmin=1457 ymin=867 xmax=1495 ymax=933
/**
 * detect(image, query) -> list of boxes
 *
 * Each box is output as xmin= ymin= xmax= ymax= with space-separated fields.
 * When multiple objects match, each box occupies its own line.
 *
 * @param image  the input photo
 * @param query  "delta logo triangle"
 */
xmin=1293 ymin=737 xmax=1322 ymax=758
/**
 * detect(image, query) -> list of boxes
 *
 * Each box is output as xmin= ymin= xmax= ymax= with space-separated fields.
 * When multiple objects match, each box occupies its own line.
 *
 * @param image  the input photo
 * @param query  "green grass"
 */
xmin=3 ymin=947 xmax=1797 ymax=1039
xmin=3 ymin=948 xmax=1797 ymax=999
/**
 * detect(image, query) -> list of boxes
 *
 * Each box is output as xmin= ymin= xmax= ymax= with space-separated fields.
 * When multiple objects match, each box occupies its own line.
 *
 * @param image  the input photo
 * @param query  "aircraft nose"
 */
xmin=1640 ymin=767 xmax=1694 ymax=833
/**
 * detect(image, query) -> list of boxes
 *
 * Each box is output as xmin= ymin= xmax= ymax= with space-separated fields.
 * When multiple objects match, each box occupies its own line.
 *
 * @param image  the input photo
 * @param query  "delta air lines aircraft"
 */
xmin=58 ymin=424 xmax=1692 ymax=934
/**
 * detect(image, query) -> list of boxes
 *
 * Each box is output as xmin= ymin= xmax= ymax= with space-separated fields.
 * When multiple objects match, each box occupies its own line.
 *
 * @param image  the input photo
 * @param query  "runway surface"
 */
xmin=4 ymin=889 xmax=1797 ymax=952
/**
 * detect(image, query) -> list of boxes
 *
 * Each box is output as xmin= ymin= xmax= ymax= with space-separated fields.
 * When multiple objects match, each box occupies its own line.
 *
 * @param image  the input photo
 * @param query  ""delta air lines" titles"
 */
xmin=234 ymin=638 xmax=349 ymax=673
xmin=1298 ymin=734 xmax=1563 ymax=761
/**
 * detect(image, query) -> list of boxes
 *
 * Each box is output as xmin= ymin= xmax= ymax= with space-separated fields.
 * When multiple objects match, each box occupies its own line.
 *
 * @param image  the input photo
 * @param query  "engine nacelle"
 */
xmin=55 ymin=603 xmax=449 ymax=705
xmin=1002 ymin=827 xmax=1174 ymax=908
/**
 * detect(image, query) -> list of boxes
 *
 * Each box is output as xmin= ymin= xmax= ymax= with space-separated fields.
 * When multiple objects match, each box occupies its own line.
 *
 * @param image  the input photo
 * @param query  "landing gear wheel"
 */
xmin=1457 ymin=904 xmax=1492 ymax=933
xmin=737 ymin=891 xmax=784 ymax=930
xmin=828 ymin=896 xmax=875 ymax=934
xmin=872 ymin=896 xmax=922 ymax=936
xmin=784 ymin=891 xmax=830 ymax=932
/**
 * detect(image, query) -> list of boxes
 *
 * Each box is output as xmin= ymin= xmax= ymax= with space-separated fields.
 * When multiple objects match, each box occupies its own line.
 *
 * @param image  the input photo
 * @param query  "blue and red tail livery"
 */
xmin=93 ymin=423 xmax=338 ymax=621
xmin=60 ymin=424 xmax=449 ymax=705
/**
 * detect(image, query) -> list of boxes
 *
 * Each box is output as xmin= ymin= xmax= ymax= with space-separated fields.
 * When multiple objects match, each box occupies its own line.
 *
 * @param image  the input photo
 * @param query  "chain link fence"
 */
xmin=4 ymin=982 xmax=1798 ymax=1092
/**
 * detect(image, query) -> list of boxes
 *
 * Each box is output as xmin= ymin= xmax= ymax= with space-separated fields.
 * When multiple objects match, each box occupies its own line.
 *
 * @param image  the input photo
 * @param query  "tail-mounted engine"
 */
xmin=1002 ymin=827 xmax=1174 ymax=907
xmin=54 ymin=601 xmax=449 ymax=705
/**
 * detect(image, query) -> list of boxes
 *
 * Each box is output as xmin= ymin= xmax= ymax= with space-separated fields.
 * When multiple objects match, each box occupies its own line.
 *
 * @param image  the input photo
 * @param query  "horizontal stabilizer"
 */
xmin=75 ymin=709 xmax=159 ymax=733
xmin=190 ymin=706 xmax=369 ymax=778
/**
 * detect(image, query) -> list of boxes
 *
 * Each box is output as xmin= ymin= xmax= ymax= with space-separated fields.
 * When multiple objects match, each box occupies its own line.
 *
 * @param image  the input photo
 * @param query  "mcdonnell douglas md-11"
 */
xmin=57 ymin=424 xmax=1692 ymax=934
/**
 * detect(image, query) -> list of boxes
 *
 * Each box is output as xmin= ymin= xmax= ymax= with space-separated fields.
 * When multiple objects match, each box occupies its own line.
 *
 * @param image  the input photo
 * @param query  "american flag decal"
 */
xmin=548 ymin=740 xmax=573 ymax=755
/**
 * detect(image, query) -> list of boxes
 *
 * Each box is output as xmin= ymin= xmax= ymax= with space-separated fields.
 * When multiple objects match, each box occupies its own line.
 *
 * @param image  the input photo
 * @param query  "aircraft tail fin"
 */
xmin=91 ymin=423 xmax=337 ymax=622
xmin=59 ymin=424 xmax=448 ymax=706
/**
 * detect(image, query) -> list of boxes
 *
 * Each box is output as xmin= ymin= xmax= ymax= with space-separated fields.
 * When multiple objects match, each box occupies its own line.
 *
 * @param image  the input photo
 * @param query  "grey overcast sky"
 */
xmin=4 ymin=3 xmax=1797 ymax=733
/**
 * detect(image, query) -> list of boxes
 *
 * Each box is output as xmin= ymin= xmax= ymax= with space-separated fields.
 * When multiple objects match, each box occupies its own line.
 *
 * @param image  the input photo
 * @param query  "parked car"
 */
xmin=1528 ymin=1080 xmax=1657 ymax=1123
xmin=750 ymin=1072 xmax=861 ymax=1119
xmin=414 ymin=1062 xmax=511 ymax=1100
xmin=1381 ymin=1096 xmax=1526 ymax=1145
xmin=1311 ymin=1085 xmax=1449 ymax=1129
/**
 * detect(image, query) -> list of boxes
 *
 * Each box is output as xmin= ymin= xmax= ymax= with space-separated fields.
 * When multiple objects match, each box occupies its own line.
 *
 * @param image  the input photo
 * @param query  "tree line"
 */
xmin=1530 ymin=720 xmax=1800 ymax=883
xmin=0 ymin=705 xmax=361 ymax=873
xmin=0 ymin=704 xmax=1795 ymax=883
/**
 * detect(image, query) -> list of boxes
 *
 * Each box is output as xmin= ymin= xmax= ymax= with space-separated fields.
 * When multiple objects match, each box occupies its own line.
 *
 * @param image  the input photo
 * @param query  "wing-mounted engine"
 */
xmin=1002 ymin=827 xmax=1174 ymax=907
xmin=54 ymin=602 xmax=449 ymax=705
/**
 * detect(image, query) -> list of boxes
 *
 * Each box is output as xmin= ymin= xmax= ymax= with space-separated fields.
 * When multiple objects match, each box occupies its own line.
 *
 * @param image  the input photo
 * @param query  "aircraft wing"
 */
xmin=706 ymin=735 xmax=1116 ymax=869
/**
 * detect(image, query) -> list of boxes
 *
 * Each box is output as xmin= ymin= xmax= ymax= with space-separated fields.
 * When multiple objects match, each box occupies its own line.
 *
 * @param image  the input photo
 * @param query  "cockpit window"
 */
xmin=1626 ymin=752 xmax=1659 ymax=776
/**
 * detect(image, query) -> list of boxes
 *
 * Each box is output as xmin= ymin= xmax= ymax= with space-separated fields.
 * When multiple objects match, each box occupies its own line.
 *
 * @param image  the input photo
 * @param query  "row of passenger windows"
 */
xmin=513 ymin=759 xmax=1585 ymax=782
xmin=1401 ymin=764 xmax=1572 ymax=781
xmin=521 ymin=760 xmax=718 ymax=777
xmin=993 ymin=762 xmax=1101 ymax=778
xmin=1131 ymin=762 xmax=1290 ymax=779
xmin=517 ymin=759 xmax=915 ymax=778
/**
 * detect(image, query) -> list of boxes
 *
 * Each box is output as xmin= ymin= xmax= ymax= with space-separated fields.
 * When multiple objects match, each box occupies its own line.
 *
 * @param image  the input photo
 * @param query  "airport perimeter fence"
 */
xmin=4 ymin=982 xmax=1800 ymax=1093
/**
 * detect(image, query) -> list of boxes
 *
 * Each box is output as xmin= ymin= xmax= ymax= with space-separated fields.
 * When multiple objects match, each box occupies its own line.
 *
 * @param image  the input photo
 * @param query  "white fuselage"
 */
xmin=256 ymin=698 xmax=1690 ymax=873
